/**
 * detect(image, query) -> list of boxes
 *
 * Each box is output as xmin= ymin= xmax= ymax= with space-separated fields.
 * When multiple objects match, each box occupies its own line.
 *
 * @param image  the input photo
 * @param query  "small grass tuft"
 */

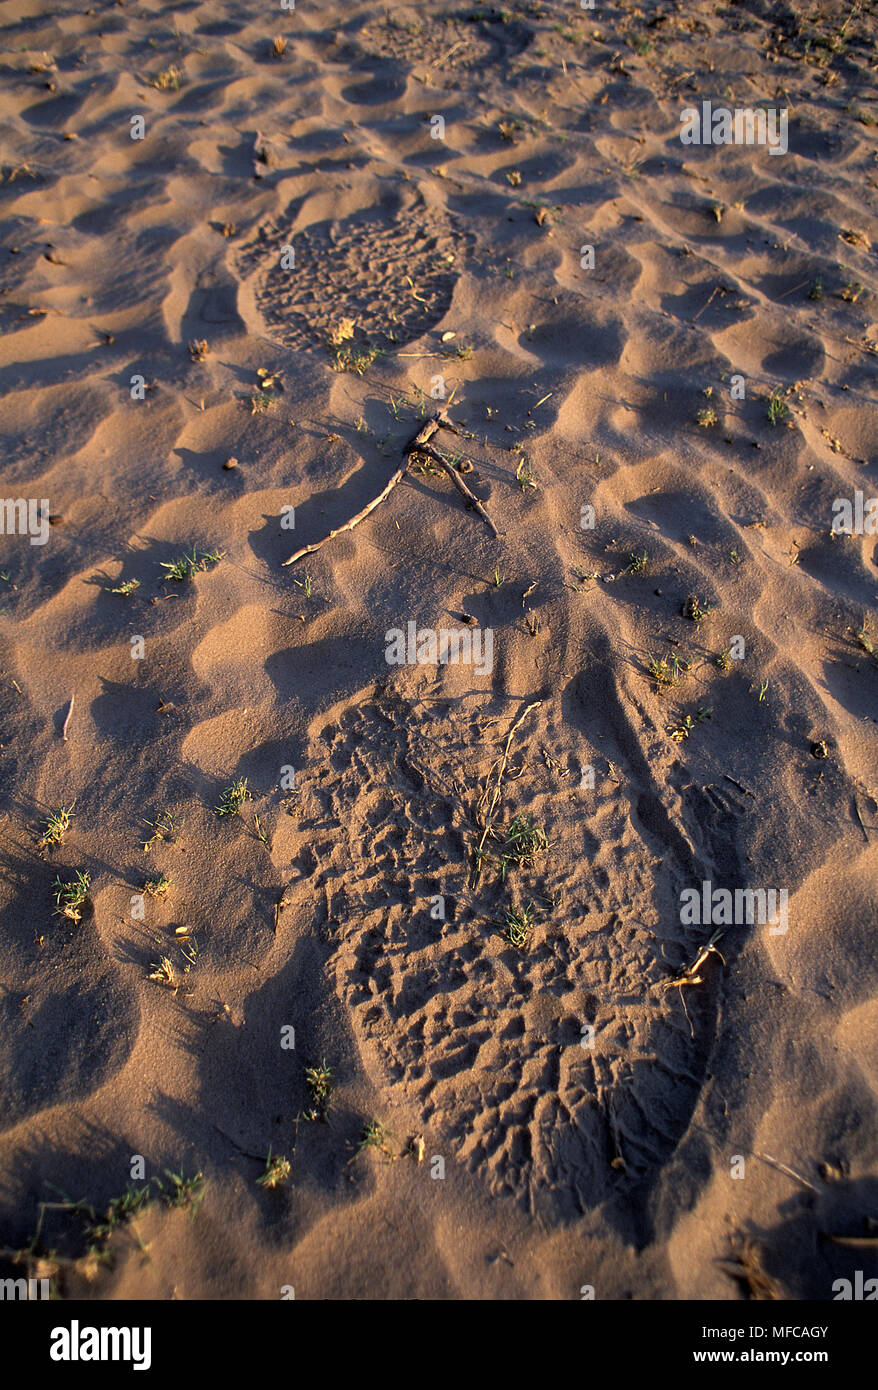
xmin=646 ymin=652 xmax=688 ymax=686
xmin=159 ymin=547 xmax=223 ymax=581
xmin=151 ymin=64 xmax=182 ymax=90
xmin=37 ymin=803 xmax=74 ymax=850
xmin=515 ymin=455 xmax=538 ymax=490
xmin=442 ymin=342 xmax=474 ymax=360
xmin=215 ymin=777 xmax=251 ymax=817
xmin=53 ymin=870 xmax=90 ymax=923
xmin=86 ymin=1187 xmax=152 ymax=1246
xmin=502 ymin=902 xmax=533 ymax=951
xmin=148 ymin=956 xmax=180 ymax=990
xmin=668 ymin=708 xmax=712 ymax=741
xmin=767 ymin=389 xmax=791 ymax=426
xmin=497 ymin=814 xmax=548 ymax=880
xmin=159 ymin=1169 xmax=204 ymax=1217
xmin=330 ymin=344 xmax=382 ymax=375
xmin=143 ymin=872 xmax=171 ymax=898
xmin=142 ymin=810 xmax=180 ymax=852
xmin=357 ymin=1120 xmax=393 ymax=1158
xmin=681 ymin=594 xmax=710 ymax=622
xmin=303 ymin=1060 xmax=333 ymax=1121
xmin=257 ymin=1150 xmax=291 ymax=1189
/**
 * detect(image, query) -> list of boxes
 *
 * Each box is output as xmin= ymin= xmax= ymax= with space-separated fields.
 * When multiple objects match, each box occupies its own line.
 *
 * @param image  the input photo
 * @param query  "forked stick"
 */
xmin=281 ymin=412 xmax=494 ymax=566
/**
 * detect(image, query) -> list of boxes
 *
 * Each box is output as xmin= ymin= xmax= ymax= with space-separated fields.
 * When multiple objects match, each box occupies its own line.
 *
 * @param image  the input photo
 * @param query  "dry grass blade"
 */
xmin=717 ymin=1236 xmax=782 ymax=1300
xmin=753 ymin=1151 xmax=819 ymax=1194
xmin=149 ymin=957 xmax=181 ymax=990
xmin=472 ymin=700 xmax=541 ymax=885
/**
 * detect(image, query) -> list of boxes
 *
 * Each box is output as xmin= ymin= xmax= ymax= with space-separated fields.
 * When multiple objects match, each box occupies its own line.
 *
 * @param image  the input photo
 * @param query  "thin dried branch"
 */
xmin=61 ymin=694 xmax=74 ymax=741
xmin=282 ymin=411 xmax=490 ymax=566
xmin=412 ymin=441 xmax=498 ymax=536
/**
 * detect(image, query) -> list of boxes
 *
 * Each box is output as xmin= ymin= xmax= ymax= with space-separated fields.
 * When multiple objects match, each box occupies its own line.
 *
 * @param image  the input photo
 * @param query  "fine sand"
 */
xmin=0 ymin=0 xmax=877 ymax=1300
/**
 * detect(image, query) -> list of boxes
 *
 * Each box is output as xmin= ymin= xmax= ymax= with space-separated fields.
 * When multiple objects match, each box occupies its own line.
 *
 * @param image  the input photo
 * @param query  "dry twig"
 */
xmin=61 ymin=694 xmax=74 ymax=741
xmin=666 ymin=929 xmax=725 ymax=1036
xmin=412 ymin=441 xmax=499 ymax=536
xmin=282 ymin=412 xmax=496 ymax=566
xmin=754 ymin=1150 xmax=819 ymax=1195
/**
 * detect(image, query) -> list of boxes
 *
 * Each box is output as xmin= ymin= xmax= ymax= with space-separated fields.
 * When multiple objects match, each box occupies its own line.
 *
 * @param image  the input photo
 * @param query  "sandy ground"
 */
xmin=0 ymin=0 xmax=877 ymax=1300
